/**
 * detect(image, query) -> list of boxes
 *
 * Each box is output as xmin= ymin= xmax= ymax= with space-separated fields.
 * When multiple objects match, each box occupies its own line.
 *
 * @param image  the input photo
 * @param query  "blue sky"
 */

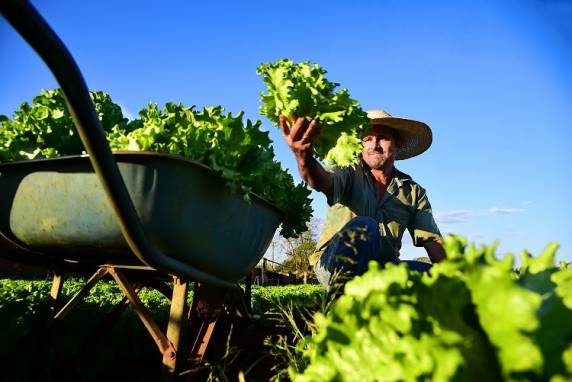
xmin=1 ymin=0 xmax=571 ymax=263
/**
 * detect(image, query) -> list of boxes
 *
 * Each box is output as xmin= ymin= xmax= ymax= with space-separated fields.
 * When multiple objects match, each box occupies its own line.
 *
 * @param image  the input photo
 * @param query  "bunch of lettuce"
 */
xmin=257 ymin=59 xmax=370 ymax=167
xmin=292 ymin=236 xmax=572 ymax=381
xmin=0 ymin=89 xmax=128 ymax=161
xmin=0 ymin=89 xmax=312 ymax=238
xmin=110 ymin=103 xmax=312 ymax=238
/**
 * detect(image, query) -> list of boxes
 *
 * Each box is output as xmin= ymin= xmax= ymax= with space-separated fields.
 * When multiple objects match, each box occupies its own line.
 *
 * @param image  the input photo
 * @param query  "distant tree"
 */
xmin=276 ymin=218 xmax=321 ymax=276
xmin=280 ymin=230 xmax=316 ymax=275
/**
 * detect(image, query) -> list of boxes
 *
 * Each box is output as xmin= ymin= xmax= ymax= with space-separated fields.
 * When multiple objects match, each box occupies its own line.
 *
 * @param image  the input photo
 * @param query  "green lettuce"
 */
xmin=0 ymin=89 xmax=312 ymax=237
xmin=257 ymin=59 xmax=369 ymax=167
xmin=110 ymin=103 xmax=312 ymax=237
xmin=0 ymin=89 xmax=128 ymax=161
xmin=292 ymin=236 xmax=572 ymax=381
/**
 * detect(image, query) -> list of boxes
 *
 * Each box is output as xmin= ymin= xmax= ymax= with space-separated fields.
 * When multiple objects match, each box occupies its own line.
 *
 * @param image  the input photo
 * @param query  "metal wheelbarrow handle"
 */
xmin=0 ymin=0 xmax=234 ymax=288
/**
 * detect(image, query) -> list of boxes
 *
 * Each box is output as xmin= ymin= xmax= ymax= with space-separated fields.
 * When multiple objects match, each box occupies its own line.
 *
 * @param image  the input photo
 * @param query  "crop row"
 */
xmin=0 ymin=278 xmax=323 ymax=381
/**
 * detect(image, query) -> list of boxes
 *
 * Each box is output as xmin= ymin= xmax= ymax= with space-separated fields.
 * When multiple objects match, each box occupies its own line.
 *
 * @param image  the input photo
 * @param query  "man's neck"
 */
xmin=369 ymin=164 xmax=394 ymax=187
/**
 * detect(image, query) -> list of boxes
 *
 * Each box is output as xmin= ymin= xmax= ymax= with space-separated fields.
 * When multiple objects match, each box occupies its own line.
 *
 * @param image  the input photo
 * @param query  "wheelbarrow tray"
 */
xmin=0 ymin=152 xmax=283 ymax=282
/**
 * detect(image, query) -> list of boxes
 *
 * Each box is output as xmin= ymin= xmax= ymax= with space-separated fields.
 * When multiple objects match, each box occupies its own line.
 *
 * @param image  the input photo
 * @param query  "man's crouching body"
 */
xmin=280 ymin=110 xmax=446 ymax=290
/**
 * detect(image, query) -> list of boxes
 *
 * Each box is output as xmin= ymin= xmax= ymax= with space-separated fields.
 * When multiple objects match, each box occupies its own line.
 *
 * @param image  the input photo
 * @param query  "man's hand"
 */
xmin=424 ymin=241 xmax=447 ymax=263
xmin=279 ymin=115 xmax=321 ymax=161
xmin=279 ymin=115 xmax=333 ymax=197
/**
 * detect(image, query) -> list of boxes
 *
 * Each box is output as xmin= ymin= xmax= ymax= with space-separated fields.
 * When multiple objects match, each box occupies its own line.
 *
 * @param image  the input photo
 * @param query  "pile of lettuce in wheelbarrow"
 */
xmin=2 ymin=87 xmax=317 ymax=237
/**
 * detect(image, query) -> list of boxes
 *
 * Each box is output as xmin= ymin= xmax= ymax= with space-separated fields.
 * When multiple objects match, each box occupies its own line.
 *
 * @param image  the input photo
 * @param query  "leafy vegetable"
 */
xmin=0 ymin=89 xmax=312 ymax=237
xmin=110 ymin=103 xmax=312 ymax=237
xmin=0 ymin=89 xmax=128 ymax=161
xmin=257 ymin=59 xmax=369 ymax=167
xmin=292 ymin=236 xmax=572 ymax=381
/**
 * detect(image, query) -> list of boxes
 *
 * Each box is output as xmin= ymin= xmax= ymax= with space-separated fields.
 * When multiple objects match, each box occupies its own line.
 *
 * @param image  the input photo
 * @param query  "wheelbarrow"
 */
xmin=0 ymin=0 xmax=284 ymax=378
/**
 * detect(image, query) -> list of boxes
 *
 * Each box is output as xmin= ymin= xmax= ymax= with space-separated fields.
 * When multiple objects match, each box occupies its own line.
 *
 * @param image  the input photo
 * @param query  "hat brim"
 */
xmin=369 ymin=117 xmax=433 ymax=160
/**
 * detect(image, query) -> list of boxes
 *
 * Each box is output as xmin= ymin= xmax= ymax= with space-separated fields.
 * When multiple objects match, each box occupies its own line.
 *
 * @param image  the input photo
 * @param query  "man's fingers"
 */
xmin=279 ymin=115 xmax=290 ymax=138
xmin=280 ymin=116 xmax=319 ymax=152
xmin=302 ymin=119 xmax=320 ymax=144
xmin=290 ymin=117 xmax=308 ymax=141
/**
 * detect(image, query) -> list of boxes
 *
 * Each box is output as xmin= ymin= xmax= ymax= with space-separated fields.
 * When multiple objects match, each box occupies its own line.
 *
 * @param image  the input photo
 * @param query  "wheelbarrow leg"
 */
xmin=52 ymin=267 xmax=109 ymax=321
xmin=107 ymin=267 xmax=177 ymax=360
xmin=177 ymin=282 xmax=228 ymax=380
xmin=161 ymin=277 xmax=188 ymax=380
xmin=244 ymin=273 xmax=253 ymax=314
xmin=179 ymin=283 xmax=256 ymax=380
xmin=48 ymin=272 xmax=64 ymax=319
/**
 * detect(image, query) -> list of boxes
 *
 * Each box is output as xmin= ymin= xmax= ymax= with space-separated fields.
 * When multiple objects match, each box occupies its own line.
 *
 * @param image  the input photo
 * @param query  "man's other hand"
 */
xmin=424 ymin=241 xmax=447 ymax=263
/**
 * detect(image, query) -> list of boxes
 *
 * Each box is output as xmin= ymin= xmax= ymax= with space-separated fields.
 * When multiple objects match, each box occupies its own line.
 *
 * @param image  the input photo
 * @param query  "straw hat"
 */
xmin=366 ymin=109 xmax=433 ymax=160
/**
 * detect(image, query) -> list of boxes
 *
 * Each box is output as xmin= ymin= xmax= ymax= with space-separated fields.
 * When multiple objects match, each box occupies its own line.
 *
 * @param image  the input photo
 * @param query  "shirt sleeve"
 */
xmin=328 ymin=166 xmax=355 ymax=206
xmin=408 ymin=186 xmax=442 ymax=247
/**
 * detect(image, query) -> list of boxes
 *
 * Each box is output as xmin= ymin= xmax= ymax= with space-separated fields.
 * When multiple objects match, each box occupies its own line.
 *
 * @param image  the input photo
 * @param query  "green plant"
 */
xmin=251 ymin=284 xmax=324 ymax=315
xmin=0 ymin=278 xmax=326 ymax=380
xmin=0 ymin=90 xmax=312 ymax=237
xmin=0 ymin=89 xmax=128 ymax=161
xmin=180 ymin=325 xmax=249 ymax=382
xmin=257 ymin=59 xmax=369 ymax=167
xmin=263 ymin=290 xmax=331 ymax=381
xmin=292 ymin=236 xmax=572 ymax=381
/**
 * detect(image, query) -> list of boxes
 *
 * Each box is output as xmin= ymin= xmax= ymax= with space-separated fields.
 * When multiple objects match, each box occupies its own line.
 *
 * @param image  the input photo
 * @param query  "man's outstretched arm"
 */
xmin=279 ymin=115 xmax=333 ymax=199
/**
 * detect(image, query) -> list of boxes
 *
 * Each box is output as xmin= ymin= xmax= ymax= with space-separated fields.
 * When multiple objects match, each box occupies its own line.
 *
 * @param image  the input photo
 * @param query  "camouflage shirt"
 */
xmin=310 ymin=162 xmax=442 ymax=267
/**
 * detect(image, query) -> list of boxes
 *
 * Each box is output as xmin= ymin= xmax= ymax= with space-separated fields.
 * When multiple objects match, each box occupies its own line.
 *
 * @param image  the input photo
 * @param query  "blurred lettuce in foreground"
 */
xmin=292 ymin=236 xmax=572 ymax=381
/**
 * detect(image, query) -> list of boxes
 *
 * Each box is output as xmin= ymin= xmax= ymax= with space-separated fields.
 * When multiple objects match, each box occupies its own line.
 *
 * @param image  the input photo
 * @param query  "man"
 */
xmin=279 ymin=109 xmax=445 ymax=289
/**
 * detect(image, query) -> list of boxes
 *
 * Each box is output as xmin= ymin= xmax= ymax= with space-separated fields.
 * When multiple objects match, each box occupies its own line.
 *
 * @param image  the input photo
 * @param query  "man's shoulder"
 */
xmin=392 ymin=167 xmax=431 ymax=205
xmin=393 ymin=167 xmax=413 ymax=181
xmin=393 ymin=167 xmax=423 ymax=188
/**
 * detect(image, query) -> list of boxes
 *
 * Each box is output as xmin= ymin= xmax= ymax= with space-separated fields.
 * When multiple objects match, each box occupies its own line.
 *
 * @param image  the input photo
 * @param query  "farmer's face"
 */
xmin=361 ymin=125 xmax=401 ymax=170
